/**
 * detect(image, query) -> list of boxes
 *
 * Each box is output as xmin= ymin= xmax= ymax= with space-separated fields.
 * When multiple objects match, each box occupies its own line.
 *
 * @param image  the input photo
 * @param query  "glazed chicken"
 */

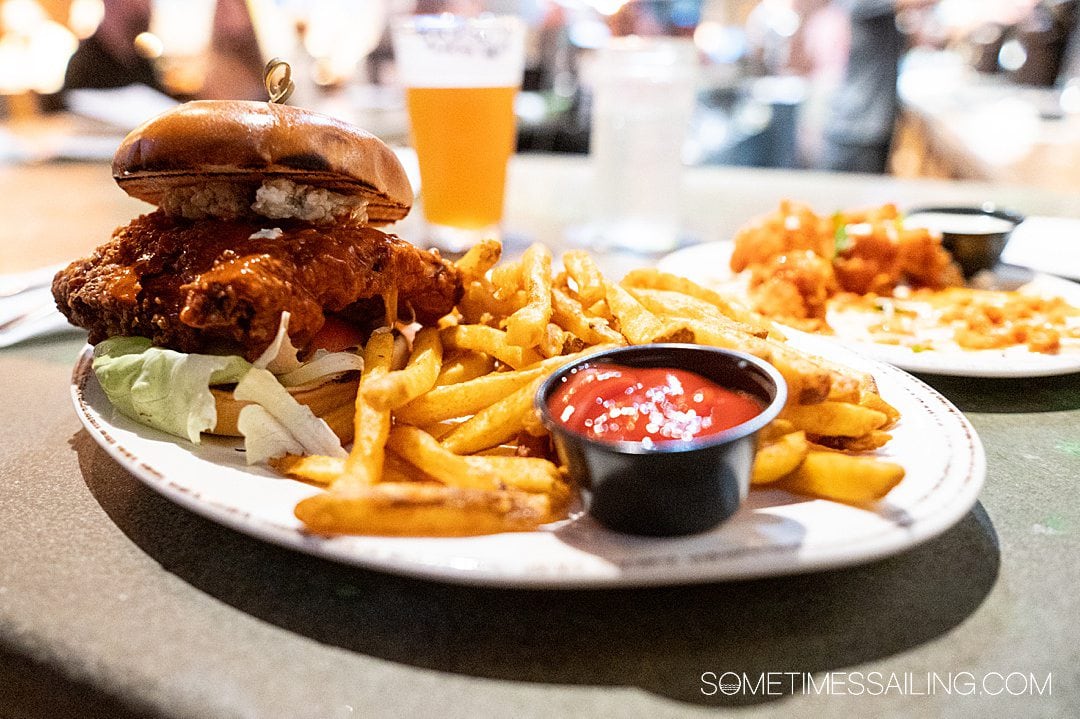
xmin=53 ymin=210 xmax=462 ymax=360
xmin=732 ymin=202 xmax=963 ymax=327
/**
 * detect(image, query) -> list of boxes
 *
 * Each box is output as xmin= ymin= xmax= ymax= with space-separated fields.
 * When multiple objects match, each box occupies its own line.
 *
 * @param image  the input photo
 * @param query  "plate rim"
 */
xmin=71 ymin=345 xmax=986 ymax=589
xmin=658 ymin=240 xmax=1080 ymax=378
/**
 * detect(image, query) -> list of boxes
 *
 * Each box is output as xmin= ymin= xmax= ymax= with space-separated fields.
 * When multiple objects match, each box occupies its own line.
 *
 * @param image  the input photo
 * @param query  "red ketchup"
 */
xmin=548 ymin=363 xmax=763 ymax=445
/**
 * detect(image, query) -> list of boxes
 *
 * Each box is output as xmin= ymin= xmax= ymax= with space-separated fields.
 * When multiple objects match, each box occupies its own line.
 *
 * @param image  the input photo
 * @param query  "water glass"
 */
xmin=585 ymin=37 xmax=698 ymax=254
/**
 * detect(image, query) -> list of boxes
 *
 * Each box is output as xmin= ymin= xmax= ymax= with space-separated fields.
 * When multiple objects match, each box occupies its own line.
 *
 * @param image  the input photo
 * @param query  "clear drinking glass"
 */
xmin=582 ymin=37 xmax=698 ymax=254
xmin=391 ymin=14 xmax=526 ymax=253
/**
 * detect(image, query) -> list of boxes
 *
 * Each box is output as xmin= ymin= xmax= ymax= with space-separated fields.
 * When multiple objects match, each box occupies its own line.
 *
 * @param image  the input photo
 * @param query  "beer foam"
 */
xmin=392 ymin=15 xmax=525 ymax=88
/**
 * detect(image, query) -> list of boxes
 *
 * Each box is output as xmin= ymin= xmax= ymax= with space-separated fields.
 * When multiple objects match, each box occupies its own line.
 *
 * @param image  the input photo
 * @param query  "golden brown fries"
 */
xmin=752 ymin=430 xmax=809 ymax=485
xmin=563 ymin=249 xmax=606 ymax=307
xmin=440 ymin=324 xmax=542 ymax=369
xmin=454 ymin=238 xmax=502 ymax=279
xmin=295 ymin=483 xmax=553 ymax=536
xmin=338 ymin=328 xmax=395 ymax=491
xmin=782 ymin=401 xmax=888 ymax=438
xmin=603 ymin=280 xmax=693 ymax=344
xmin=440 ymin=375 xmax=547 ymax=454
xmin=621 ymin=267 xmax=777 ymax=337
xmin=780 ymin=451 xmax=905 ymax=505
xmin=625 ymin=286 xmax=769 ymax=339
xmin=436 ymin=350 xmax=496 ymax=386
xmin=505 ymin=243 xmax=554 ymax=348
xmin=551 ymin=287 xmax=625 ymax=346
xmin=386 ymin=426 xmax=566 ymax=496
xmin=362 ymin=326 xmax=443 ymax=411
xmin=395 ymin=346 xmax=616 ymax=427
xmin=283 ymin=238 xmax=910 ymax=536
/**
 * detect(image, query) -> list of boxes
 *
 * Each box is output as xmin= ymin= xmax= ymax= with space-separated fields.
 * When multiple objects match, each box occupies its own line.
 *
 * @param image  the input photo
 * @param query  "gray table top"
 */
xmin=2 ymin=157 xmax=1078 ymax=718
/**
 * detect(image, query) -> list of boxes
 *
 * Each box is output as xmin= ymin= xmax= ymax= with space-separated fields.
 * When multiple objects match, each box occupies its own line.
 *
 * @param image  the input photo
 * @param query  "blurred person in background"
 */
xmin=819 ymin=0 xmax=939 ymax=174
xmin=64 ymin=0 xmax=263 ymax=100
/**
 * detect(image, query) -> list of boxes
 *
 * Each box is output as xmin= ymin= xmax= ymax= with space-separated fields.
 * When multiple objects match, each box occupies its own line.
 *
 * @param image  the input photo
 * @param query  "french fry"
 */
xmin=586 ymin=299 xmax=612 ymax=320
xmin=506 ymin=243 xmax=554 ymax=348
xmin=440 ymin=375 xmax=546 ymax=454
xmin=752 ymin=430 xmax=808 ymax=485
xmin=562 ymin=333 xmax=588 ymax=354
xmin=362 ymin=326 xmax=443 ymax=410
xmin=563 ymin=249 xmax=606 ymax=306
xmin=759 ymin=419 xmax=797 ymax=442
xmin=435 ymin=350 xmax=496 ymax=386
xmin=454 ymin=239 xmax=502 ymax=279
xmin=603 ymin=280 xmax=693 ymax=344
xmin=274 ymin=451 xmax=437 ymax=486
xmin=782 ymin=401 xmax=887 ymax=438
xmin=458 ymin=279 xmax=525 ymax=324
xmin=859 ymin=390 xmax=900 ymax=428
xmin=624 ymin=286 xmax=769 ymax=339
xmin=780 ymin=451 xmax=904 ymax=504
xmin=620 ymin=267 xmax=779 ymax=338
xmin=681 ymin=319 xmax=832 ymax=405
xmin=336 ymin=328 xmax=395 ymax=491
xmin=490 ymin=260 xmax=522 ymax=296
xmin=810 ymin=430 xmax=892 ymax=452
xmin=396 ymin=347 xmax=614 ymax=426
xmin=551 ymin=287 xmax=625 ymax=345
xmin=397 ymin=365 xmax=546 ymax=426
xmin=271 ymin=453 xmax=343 ymax=485
xmin=440 ymin=324 xmax=542 ymax=369
xmin=387 ymin=426 xmax=564 ymax=494
xmin=294 ymin=483 xmax=552 ymax=536
xmin=539 ymin=322 xmax=566 ymax=358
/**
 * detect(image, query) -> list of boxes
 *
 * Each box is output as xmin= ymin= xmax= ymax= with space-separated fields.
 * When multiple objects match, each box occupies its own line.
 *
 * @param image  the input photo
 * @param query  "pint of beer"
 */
xmin=392 ymin=15 xmax=526 ymax=252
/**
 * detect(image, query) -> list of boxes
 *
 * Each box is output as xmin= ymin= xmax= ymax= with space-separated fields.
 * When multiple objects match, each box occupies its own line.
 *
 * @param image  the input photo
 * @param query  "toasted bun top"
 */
xmin=113 ymin=100 xmax=412 ymax=224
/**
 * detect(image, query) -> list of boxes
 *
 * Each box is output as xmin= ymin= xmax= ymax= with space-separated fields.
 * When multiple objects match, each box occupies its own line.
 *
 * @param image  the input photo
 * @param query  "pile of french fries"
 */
xmin=276 ymin=240 xmax=905 ymax=536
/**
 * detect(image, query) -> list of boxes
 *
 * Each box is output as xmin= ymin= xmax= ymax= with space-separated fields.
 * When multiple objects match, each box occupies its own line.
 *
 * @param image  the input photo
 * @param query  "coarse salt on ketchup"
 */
xmin=548 ymin=363 xmax=763 ymax=446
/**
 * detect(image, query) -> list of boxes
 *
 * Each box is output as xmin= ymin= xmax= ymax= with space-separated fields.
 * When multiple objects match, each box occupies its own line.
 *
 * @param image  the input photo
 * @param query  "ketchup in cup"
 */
xmin=548 ymin=364 xmax=763 ymax=446
xmin=536 ymin=345 xmax=787 ymax=536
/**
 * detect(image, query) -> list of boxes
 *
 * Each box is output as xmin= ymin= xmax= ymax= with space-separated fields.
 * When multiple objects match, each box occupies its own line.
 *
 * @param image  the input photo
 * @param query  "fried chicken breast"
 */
xmin=54 ymin=210 xmax=461 ymax=360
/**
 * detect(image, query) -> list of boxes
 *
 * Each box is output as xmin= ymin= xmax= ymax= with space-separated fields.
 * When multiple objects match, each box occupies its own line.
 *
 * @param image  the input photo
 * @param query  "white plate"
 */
xmin=659 ymin=241 xmax=1080 ymax=378
xmin=1001 ymin=216 xmax=1080 ymax=282
xmin=72 ymin=343 xmax=984 ymax=588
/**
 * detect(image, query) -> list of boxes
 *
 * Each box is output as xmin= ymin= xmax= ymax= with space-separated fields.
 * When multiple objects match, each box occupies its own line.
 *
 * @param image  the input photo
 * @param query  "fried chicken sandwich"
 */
xmin=54 ymin=100 xmax=462 ymax=459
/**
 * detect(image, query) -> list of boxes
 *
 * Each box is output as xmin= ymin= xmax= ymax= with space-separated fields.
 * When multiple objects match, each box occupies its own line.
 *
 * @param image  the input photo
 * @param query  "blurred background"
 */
xmin=1 ymin=0 xmax=1079 ymax=188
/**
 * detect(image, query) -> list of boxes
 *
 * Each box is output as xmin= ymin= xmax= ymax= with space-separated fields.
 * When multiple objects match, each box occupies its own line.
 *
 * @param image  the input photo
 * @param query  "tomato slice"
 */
xmin=309 ymin=315 xmax=365 ymax=353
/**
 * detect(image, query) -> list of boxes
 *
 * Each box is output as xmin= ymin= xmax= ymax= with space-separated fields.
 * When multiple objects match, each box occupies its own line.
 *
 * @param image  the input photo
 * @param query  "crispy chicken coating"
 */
xmin=53 ymin=210 xmax=462 ymax=360
xmin=731 ymin=202 xmax=963 ymax=326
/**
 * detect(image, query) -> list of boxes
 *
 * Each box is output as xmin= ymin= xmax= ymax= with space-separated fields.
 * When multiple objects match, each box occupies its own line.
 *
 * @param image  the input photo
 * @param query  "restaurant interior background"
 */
xmin=1 ymin=0 xmax=1079 ymax=190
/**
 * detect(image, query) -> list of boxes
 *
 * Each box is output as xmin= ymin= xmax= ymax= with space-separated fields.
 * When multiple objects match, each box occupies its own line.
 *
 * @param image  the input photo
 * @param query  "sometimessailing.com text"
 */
xmin=700 ymin=671 xmax=1052 ymax=698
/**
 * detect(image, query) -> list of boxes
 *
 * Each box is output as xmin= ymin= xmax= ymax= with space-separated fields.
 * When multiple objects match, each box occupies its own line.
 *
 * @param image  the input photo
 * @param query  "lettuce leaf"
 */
xmin=233 ymin=368 xmax=346 ymax=463
xmin=236 ymin=404 xmax=306 ymax=465
xmin=92 ymin=337 xmax=251 ymax=444
xmin=253 ymin=311 xmax=304 ymax=374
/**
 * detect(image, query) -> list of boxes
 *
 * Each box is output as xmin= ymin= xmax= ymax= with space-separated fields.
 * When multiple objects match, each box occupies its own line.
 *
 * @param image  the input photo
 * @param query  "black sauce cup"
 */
xmin=906 ymin=205 xmax=1025 ymax=278
xmin=536 ymin=344 xmax=787 ymax=537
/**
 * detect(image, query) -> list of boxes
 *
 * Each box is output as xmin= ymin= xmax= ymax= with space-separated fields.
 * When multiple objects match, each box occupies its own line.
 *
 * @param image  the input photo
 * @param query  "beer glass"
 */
xmin=391 ymin=14 xmax=526 ymax=252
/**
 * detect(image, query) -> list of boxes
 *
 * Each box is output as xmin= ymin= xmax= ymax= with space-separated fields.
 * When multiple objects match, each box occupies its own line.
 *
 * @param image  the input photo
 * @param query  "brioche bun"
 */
xmin=113 ymin=100 xmax=412 ymax=225
xmin=210 ymin=374 xmax=359 ymax=443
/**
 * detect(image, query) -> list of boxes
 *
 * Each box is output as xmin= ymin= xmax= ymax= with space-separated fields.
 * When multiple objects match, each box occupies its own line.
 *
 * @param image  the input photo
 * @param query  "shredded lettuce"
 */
xmin=92 ymin=337 xmax=251 ymax=444
xmin=233 ymin=368 xmax=346 ymax=462
xmin=236 ymin=405 xmax=306 ymax=464
xmin=277 ymin=349 xmax=364 ymax=387
xmin=92 ymin=314 xmax=359 ymax=461
xmin=253 ymin=311 xmax=303 ymax=374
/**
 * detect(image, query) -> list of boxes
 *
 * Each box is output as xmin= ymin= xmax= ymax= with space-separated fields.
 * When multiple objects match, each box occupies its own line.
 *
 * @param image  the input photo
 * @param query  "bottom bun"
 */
xmin=210 ymin=374 xmax=359 ymax=443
